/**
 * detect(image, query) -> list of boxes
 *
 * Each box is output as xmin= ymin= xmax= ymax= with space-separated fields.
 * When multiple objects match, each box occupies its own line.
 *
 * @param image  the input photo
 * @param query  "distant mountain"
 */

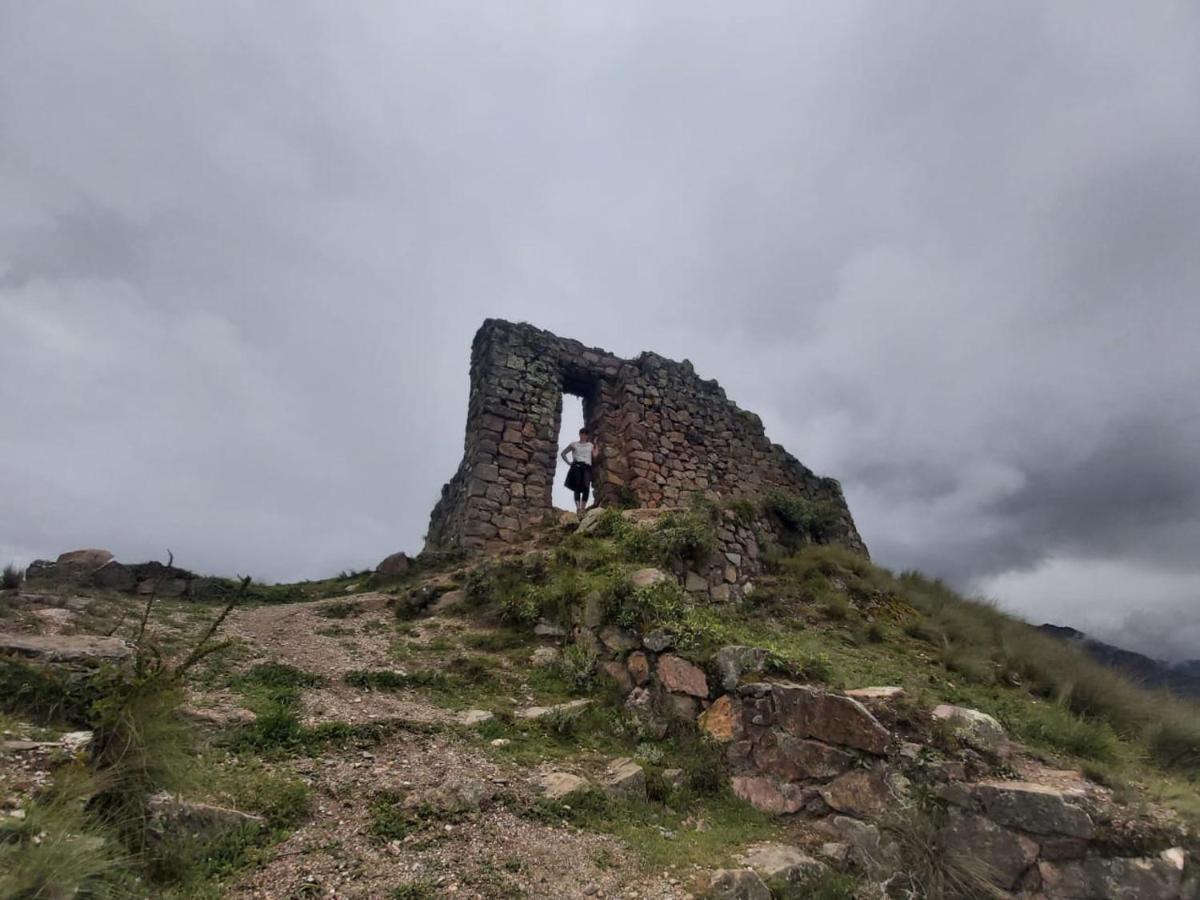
xmin=1037 ymin=624 xmax=1200 ymax=700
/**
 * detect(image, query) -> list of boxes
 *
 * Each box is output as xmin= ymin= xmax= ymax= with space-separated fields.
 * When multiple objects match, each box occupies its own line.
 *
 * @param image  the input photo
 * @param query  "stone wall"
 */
xmin=425 ymin=319 xmax=865 ymax=553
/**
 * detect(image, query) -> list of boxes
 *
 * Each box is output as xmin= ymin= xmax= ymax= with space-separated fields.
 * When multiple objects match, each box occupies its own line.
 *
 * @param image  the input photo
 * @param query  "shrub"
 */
xmin=1013 ymin=703 xmax=1120 ymax=763
xmin=316 ymin=601 xmax=359 ymax=619
xmin=1 ymin=562 xmax=22 ymax=590
xmin=763 ymin=491 xmax=842 ymax=543
xmin=651 ymin=508 xmax=715 ymax=568
xmin=558 ymin=641 xmax=598 ymax=691
xmin=604 ymin=579 xmax=687 ymax=632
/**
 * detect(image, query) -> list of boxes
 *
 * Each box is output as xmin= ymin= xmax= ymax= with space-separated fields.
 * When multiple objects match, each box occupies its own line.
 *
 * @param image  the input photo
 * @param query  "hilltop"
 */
xmin=2 ymin=500 xmax=1199 ymax=899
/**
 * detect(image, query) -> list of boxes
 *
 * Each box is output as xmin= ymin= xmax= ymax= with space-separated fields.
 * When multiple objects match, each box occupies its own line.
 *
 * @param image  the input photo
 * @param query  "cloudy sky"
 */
xmin=3 ymin=2 xmax=1198 ymax=660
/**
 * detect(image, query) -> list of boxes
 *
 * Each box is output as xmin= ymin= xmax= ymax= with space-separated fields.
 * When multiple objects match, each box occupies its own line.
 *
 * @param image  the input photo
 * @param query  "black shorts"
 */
xmin=565 ymin=462 xmax=592 ymax=495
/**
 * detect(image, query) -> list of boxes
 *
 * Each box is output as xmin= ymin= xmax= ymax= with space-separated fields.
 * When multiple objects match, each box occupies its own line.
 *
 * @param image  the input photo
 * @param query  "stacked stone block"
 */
xmin=426 ymin=319 xmax=865 ymax=553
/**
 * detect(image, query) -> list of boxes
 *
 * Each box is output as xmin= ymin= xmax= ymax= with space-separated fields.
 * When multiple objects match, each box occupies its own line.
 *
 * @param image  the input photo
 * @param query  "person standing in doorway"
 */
xmin=561 ymin=427 xmax=599 ymax=515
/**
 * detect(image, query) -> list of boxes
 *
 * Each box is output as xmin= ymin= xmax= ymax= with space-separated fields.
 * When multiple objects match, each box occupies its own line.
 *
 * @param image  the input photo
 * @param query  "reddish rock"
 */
xmin=752 ymin=731 xmax=854 ymax=781
xmin=773 ymin=682 xmax=891 ymax=755
xmin=731 ymin=775 xmax=806 ymax=815
xmin=656 ymin=654 xmax=709 ymax=698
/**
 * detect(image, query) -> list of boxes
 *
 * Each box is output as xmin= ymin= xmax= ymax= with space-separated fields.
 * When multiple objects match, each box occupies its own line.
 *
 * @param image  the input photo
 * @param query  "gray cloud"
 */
xmin=2 ymin=2 xmax=1198 ymax=658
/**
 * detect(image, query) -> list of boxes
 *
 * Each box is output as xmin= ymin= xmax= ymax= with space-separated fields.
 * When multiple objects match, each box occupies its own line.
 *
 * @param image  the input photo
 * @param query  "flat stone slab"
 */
xmin=457 ymin=709 xmax=495 ymax=726
xmin=0 ymin=633 xmax=134 ymax=665
xmin=972 ymin=780 xmax=1093 ymax=839
xmin=736 ymin=842 xmax=824 ymax=884
xmin=773 ymin=682 xmax=891 ymax=754
xmin=534 ymin=771 xmax=590 ymax=801
xmin=514 ymin=699 xmax=591 ymax=721
xmin=932 ymin=703 xmax=1007 ymax=753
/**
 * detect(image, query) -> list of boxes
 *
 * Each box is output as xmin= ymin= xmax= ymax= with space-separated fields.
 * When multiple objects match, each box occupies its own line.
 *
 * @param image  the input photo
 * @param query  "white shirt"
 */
xmin=565 ymin=441 xmax=595 ymax=465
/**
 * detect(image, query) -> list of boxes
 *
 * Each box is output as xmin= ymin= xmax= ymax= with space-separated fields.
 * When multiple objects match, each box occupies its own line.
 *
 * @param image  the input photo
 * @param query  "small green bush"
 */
xmin=763 ymin=491 xmax=842 ymax=543
xmin=558 ymin=642 xmax=598 ymax=691
xmin=316 ymin=601 xmax=360 ymax=619
xmin=604 ymin=579 xmax=687 ymax=632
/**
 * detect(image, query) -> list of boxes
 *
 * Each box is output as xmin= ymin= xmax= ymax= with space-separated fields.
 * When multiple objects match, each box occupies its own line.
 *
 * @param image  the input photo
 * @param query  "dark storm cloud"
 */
xmin=2 ymin=2 xmax=1199 ymax=658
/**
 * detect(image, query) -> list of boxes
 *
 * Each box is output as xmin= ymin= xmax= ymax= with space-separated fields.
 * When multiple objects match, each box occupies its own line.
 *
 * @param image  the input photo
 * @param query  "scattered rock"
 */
xmin=656 ymin=654 xmax=709 ymax=698
xmin=698 ymin=695 xmax=744 ymax=743
xmin=375 ymin=551 xmax=411 ymax=576
xmin=146 ymin=793 xmax=264 ymax=843
xmin=972 ymin=781 xmax=1093 ymax=839
xmin=706 ymin=868 xmax=771 ymax=900
xmin=625 ymin=687 xmax=668 ymax=738
xmin=818 ymin=842 xmax=849 ymax=865
xmin=736 ymin=843 xmax=824 ymax=884
xmin=823 ymin=815 xmax=904 ymax=882
xmin=630 ymin=568 xmax=669 ymax=589
xmin=534 ymin=771 xmax=590 ymax=801
xmin=457 ymin=709 xmax=495 ymax=726
xmin=181 ymin=705 xmax=257 ymax=728
xmin=515 ymin=699 xmax=591 ymax=721
xmin=715 ymin=645 xmax=769 ymax=692
xmin=685 ymin=571 xmax=708 ymax=592
xmin=941 ymin=810 xmax=1039 ymax=891
xmin=931 ymin=704 xmax=1007 ymax=754
xmin=404 ymin=776 xmax=497 ymax=814
xmin=663 ymin=692 xmax=700 ymax=721
xmin=661 ymin=768 xmax=686 ymax=789
xmin=772 ymin=682 xmax=891 ymax=755
xmin=730 ymin=775 xmax=806 ymax=815
xmin=530 ymin=646 xmax=560 ymax=667
xmin=575 ymin=507 xmax=608 ymax=535
xmin=603 ymin=758 xmax=647 ymax=800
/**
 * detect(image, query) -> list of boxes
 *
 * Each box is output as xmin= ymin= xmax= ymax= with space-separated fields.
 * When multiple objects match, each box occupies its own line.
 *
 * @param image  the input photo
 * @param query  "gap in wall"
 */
xmin=553 ymin=394 xmax=585 ymax=511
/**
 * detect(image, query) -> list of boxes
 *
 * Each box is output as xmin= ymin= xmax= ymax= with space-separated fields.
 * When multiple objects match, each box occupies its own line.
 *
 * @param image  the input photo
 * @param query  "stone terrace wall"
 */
xmin=425 ymin=319 xmax=865 ymax=553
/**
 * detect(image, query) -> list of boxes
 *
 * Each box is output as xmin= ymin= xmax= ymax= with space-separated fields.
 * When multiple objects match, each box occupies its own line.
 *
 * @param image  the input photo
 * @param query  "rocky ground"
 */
xmin=3 ymin=523 xmax=1200 ymax=899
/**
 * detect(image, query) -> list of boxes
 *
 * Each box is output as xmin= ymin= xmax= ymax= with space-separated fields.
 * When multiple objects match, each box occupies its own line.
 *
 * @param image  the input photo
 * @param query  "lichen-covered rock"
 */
xmin=716 ymin=645 xmax=769 ymax=692
xmin=931 ymin=704 xmax=1007 ymax=754
xmin=972 ymin=781 xmax=1093 ymax=839
xmin=514 ymin=699 xmax=591 ymax=720
xmin=773 ymin=682 xmax=891 ymax=754
xmin=146 ymin=793 xmax=264 ymax=843
xmin=942 ymin=810 xmax=1039 ymax=891
xmin=1038 ymin=853 xmax=1184 ymax=899
xmin=730 ymin=775 xmax=806 ymax=815
xmin=630 ymin=568 xmax=668 ymax=589
xmin=643 ymin=628 xmax=675 ymax=652
xmin=699 ymin=695 xmax=744 ymax=743
xmin=656 ymin=654 xmax=709 ymax=697
xmin=530 ymin=646 xmax=560 ymax=667
xmin=706 ymin=868 xmax=772 ymax=900
xmin=599 ymin=626 xmax=639 ymax=652
xmin=627 ymin=651 xmax=651 ymax=686
xmin=823 ymin=815 xmax=904 ymax=882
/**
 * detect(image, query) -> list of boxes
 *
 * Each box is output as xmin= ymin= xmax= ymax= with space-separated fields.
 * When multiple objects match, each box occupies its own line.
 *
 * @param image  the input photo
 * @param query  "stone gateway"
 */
xmin=425 ymin=319 xmax=865 ymax=553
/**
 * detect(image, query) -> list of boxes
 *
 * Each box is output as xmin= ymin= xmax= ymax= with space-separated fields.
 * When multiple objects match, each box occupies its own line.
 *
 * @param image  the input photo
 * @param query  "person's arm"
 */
xmin=593 ymin=441 xmax=601 ymax=460
xmin=560 ymin=444 xmax=573 ymax=464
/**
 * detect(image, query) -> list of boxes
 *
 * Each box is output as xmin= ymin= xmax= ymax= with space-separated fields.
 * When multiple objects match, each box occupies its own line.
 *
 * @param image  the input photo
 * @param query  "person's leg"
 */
xmin=581 ymin=466 xmax=592 ymax=510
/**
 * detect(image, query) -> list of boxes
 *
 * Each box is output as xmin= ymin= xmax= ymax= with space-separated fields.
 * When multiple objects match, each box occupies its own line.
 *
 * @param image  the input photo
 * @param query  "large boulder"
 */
xmin=92 ymin=560 xmax=135 ymax=591
xmin=972 ymin=781 xmax=1093 ymax=839
xmin=56 ymin=549 xmax=114 ymax=569
xmin=942 ymin=810 xmax=1039 ymax=891
xmin=376 ymin=551 xmax=411 ymax=576
xmin=931 ymin=704 xmax=1007 ymax=754
xmin=773 ymin=683 xmax=891 ymax=754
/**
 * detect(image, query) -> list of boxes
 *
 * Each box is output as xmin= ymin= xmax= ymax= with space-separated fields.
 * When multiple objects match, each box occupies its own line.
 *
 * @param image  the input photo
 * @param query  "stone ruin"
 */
xmin=425 ymin=319 xmax=866 ymax=556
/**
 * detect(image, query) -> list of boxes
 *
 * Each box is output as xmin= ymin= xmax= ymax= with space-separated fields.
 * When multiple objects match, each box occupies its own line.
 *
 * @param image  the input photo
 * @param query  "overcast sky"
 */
xmin=3 ymin=2 xmax=1198 ymax=660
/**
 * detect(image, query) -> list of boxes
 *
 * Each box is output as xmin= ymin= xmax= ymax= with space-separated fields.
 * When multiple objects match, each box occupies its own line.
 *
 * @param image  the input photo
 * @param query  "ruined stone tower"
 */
xmin=425 ymin=319 xmax=864 ymax=553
